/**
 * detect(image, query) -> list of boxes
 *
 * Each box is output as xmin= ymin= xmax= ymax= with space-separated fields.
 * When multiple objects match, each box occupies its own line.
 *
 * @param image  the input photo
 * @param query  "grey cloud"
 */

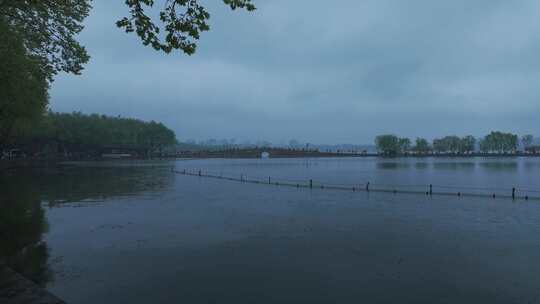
xmin=50 ymin=0 xmax=540 ymax=144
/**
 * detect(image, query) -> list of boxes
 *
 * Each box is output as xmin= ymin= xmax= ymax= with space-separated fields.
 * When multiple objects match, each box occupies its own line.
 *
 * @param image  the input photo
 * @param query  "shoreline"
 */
xmin=2 ymin=152 xmax=540 ymax=171
xmin=0 ymin=266 xmax=65 ymax=304
xmin=173 ymin=153 xmax=540 ymax=159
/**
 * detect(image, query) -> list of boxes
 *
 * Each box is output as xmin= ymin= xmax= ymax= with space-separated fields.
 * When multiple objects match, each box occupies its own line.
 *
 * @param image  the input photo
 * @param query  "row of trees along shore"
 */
xmin=375 ymin=132 xmax=537 ymax=156
xmin=4 ymin=112 xmax=176 ymax=158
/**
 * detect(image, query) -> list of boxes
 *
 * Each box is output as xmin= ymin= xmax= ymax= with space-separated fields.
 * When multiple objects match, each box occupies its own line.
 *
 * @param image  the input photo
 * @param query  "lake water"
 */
xmin=2 ymin=157 xmax=540 ymax=303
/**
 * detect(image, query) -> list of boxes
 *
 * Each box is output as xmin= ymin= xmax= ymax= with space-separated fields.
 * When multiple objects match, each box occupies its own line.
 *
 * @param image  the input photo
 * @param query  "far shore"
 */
xmin=172 ymin=147 xmax=540 ymax=159
xmin=3 ymin=150 xmax=540 ymax=172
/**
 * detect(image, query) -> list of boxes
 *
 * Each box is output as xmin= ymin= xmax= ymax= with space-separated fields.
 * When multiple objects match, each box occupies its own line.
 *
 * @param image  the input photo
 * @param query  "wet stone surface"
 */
xmin=0 ymin=266 xmax=65 ymax=304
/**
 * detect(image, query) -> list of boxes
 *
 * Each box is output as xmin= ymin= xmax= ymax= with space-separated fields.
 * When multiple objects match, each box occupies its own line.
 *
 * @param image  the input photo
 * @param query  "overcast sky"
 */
xmin=50 ymin=0 xmax=540 ymax=144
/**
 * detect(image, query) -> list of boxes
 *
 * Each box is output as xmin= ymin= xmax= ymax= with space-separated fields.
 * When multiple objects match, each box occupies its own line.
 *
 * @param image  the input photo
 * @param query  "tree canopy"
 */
xmin=480 ymin=131 xmax=518 ymax=153
xmin=375 ymin=135 xmax=402 ymax=156
xmin=117 ymin=0 xmax=255 ymax=55
xmin=0 ymin=21 xmax=49 ymax=146
xmin=0 ymin=0 xmax=255 ymax=146
xmin=432 ymin=135 xmax=476 ymax=153
xmin=413 ymin=138 xmax=431 ymax=153
xmin=0 ymin=0 xmax=91 ymax=80
xmin=398 ymin=137 xmax=411 ymax=153
xmin=374 ymin=132 xmax=530 ymax=156
xmin=28 ymin=112 xmax=177 ymax=152
xmin=0 ymin=0 xmax=255 ymax=81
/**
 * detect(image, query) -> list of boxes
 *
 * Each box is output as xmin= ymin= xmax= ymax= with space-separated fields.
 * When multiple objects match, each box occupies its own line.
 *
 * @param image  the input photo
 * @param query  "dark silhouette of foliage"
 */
xmin=0 ymin=1 xmax=254 ymax=145
xmin=375 ymin=135 xmax=401 ymax=156
xmin=480 ymin=131 xmax=518 ymax=153
xmin=432 ymin=135 xmax=476 ymax=153
xmin=117 ymin=0 xmax=256 ymax=55
xmin=0 ymin=0 xmax=91 ymax=80
xmin=0 ymin=21 xmax=49 ymax=146
xmin=0 ymin=0 xmax=255 ymax=78
xmin=460 ymin=135 xmax=476 ymax=153
xmin=28 ymin=112 xmax=177 ymax=154
xmin=433 ymin=136 xmax=461 ymax=153
xmin=398 ymin=137 xmax=411 ymax=153
xmin=413 ymin=138 xmax=431 ymax=153
xmin=0 ymin=176 xmax=50 ymax=285
xmin=375 ymin=133 xmax=528 ymax=155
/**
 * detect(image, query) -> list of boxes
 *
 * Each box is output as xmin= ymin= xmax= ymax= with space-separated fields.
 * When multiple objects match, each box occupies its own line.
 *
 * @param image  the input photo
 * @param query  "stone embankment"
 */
xmin=0 ymin=266 xmax=65 ymax=304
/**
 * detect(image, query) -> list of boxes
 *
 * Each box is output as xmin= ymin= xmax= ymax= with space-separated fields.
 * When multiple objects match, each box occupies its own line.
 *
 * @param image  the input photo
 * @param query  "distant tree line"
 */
xmin=375 ymin=132 xmax=536 ymax=156
xmin=7 ymin=112 xmax=176 ymax=157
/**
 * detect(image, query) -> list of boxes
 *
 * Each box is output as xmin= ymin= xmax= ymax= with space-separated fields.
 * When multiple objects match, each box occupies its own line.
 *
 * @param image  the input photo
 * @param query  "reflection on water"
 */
xmin=3 ymin=158 xmax=540 ymax=303
xmin=0 ymin=163 xmax=175 ymax=286
xmin=414 ymin=162 xmax=429 ymax=169
xmin=479 ymin=161 xmax=518 ymax=170
xmin=376 ymin=162 xmax=411 ymax=170
xmin=0 ymin=179 xmax=50 ymax=286
xmin=38 ymin=164 xmax=176 ymax=204
xmin=432 ymin=162 xmax=476 ymax=170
